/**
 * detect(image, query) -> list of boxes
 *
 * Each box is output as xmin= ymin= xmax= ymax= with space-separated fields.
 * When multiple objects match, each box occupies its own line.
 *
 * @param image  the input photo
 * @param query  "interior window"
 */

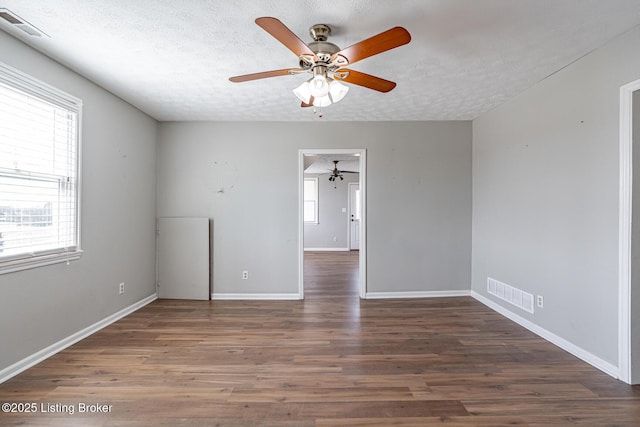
xmin=303 ymin=177 xmax=318 ymax=223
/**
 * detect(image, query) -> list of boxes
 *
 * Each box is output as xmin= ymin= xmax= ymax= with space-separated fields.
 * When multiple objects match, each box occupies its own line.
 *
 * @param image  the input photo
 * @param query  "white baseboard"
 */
xmin=0 ymin=293 xmax=157 ymax=384
xmin=365 ymin=290 xmax=471 ymax=299
xmin=304 ymin=248 xmax=350 ymax=252
xmin=471 ymin=290 xmax=619 ymax=379
xmin=212 ymin=293 xmax=301 ymax=300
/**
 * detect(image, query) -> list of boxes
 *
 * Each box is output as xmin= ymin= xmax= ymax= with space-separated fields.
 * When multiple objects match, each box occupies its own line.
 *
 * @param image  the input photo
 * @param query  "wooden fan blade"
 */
xmin=336 ymin=69 xmax=397 ymax=92
xmin=229 ymin=68 xmax=302 ymax=83
xmin=331 ymin=27 xmax=410 ymax=65
xmin=256 ymin=17 xmax=318 ymax=60
xmin=301 ymin=96 xmax=315 ymax=108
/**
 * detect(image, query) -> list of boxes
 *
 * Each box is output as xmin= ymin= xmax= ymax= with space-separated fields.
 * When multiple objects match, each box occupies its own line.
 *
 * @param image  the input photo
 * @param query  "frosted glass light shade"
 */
xmin=312 ymin=95 xmax=331 ymax=107
xmin=309 ymin=75 xmax=329 ymax=97
xmin=329 ymin=79 xmax=349 ymax=103
xmin=293 ymin=81 xmax=311 ymax=104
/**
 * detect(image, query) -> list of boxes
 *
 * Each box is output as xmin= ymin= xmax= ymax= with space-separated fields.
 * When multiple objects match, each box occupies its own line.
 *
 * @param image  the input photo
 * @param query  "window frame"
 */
xmin=303 ymin=177 xmax=319 ymax=224
xmin=0 ymin=62 xmax=83 ymax=275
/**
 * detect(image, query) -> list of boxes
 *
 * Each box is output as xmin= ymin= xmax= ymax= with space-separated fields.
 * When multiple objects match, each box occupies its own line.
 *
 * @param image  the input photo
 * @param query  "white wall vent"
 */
xmin=0 ymin=9 xmax=48 ymax=38
xmin=487 ymin=277 xmax=534 ymax=314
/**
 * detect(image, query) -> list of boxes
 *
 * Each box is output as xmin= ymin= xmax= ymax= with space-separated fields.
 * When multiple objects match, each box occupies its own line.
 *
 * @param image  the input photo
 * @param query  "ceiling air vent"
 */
xmin=0 ymin=9 xmax=48 ymax=37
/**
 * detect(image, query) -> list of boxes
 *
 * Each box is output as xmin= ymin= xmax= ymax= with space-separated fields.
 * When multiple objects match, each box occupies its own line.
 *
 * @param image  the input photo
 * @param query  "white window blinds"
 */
xmin=0 ymin=63 xmax=82 ymax=272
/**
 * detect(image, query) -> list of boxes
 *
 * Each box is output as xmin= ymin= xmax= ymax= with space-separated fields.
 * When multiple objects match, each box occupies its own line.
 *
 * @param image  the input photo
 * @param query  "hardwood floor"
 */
xmin=1 ymin=251 xmax=639 ymax=426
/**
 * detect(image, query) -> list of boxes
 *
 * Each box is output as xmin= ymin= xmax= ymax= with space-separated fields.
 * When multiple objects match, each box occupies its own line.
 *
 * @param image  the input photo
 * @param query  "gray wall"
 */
xmin=0 ymin=32 xmax=157 ymax=371
xmin=157 ymin=121 xmax=471 ymax=295
xmin=304 ymin=172 xmax=359 ymax=249
xmin=472 ymin=26 xmax=640 ymax=366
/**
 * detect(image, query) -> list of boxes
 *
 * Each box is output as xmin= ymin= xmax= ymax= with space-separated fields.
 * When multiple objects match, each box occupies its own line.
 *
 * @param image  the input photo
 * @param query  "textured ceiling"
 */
xmin=304 ymin=155 xmax=360 ymax=174
xmin=1 ymin=0 xmax=639 ymax=122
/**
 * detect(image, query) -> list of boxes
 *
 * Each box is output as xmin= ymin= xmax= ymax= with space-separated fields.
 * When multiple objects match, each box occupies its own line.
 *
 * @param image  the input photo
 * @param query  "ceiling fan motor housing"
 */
xmin=301 ymin=24 xmax=342 ymax=68
xmin=308 ymin=41 xmax=340 ymax=56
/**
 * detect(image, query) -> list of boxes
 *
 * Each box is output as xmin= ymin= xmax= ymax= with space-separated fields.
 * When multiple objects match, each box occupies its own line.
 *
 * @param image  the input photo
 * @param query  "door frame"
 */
xmin=298 ymin=148 xmax=367 ymax=299
xmin=348 ymin=182 xmax=360 ymax=250
xmin=619 ymin=78 xmax=640 ymax=384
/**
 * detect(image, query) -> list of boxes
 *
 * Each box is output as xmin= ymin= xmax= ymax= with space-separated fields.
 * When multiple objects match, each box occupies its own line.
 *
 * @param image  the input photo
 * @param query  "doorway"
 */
xmin=298 ymin=149 xmax=366 ymax=299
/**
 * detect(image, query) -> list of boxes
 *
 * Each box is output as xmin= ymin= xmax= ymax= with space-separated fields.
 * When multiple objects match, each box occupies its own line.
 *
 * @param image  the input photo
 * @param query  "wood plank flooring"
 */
xmin=1 ymin=251 xmax=639 ymax=426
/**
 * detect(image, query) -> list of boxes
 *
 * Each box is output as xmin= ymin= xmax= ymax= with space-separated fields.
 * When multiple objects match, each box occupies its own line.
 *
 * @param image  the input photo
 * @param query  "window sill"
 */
xmin=0 ymin=250 xmax=83 ymax=275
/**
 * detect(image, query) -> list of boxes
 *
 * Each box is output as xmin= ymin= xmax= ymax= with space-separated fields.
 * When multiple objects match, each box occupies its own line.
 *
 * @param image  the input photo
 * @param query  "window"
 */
xmin=0 ymin=62 xmax=82 ymax=274
xmin=303 ymin=177 xmax=318 ymax=223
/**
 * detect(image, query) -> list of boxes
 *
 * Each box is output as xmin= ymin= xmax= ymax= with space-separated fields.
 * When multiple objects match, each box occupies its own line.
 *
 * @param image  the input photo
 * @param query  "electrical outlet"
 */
xmin=536 ymin=294 xmax=543 ymax=308
xmin=119 ymin=282 xmax=125 ymax=295
xmin=242 ymin=271 xmax=249 ymax=280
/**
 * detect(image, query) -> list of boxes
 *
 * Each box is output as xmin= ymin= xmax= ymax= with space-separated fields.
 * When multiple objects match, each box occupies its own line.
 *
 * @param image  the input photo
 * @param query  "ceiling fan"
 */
xmin=327 ymin=160 xmax=358 ymax=182
xmin=229 ymin=17 xmax=411 ymax=109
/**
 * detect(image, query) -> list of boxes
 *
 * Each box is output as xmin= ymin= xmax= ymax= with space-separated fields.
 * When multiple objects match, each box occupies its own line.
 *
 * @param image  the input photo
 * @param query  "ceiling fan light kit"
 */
xmin=293 ymin=76 xmax=349 ymax=107
xmin=229 ymin=17 xmax=411 ymax=112
xmin=325 ymin=160 xmax=359 ymax=187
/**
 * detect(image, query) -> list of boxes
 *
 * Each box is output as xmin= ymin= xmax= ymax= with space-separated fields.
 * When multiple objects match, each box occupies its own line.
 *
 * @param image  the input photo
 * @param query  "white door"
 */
xmin=349 ymin=183 xmax=360 ymax=250
xmin=158 ymin=217 xmax=210 ymax=300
